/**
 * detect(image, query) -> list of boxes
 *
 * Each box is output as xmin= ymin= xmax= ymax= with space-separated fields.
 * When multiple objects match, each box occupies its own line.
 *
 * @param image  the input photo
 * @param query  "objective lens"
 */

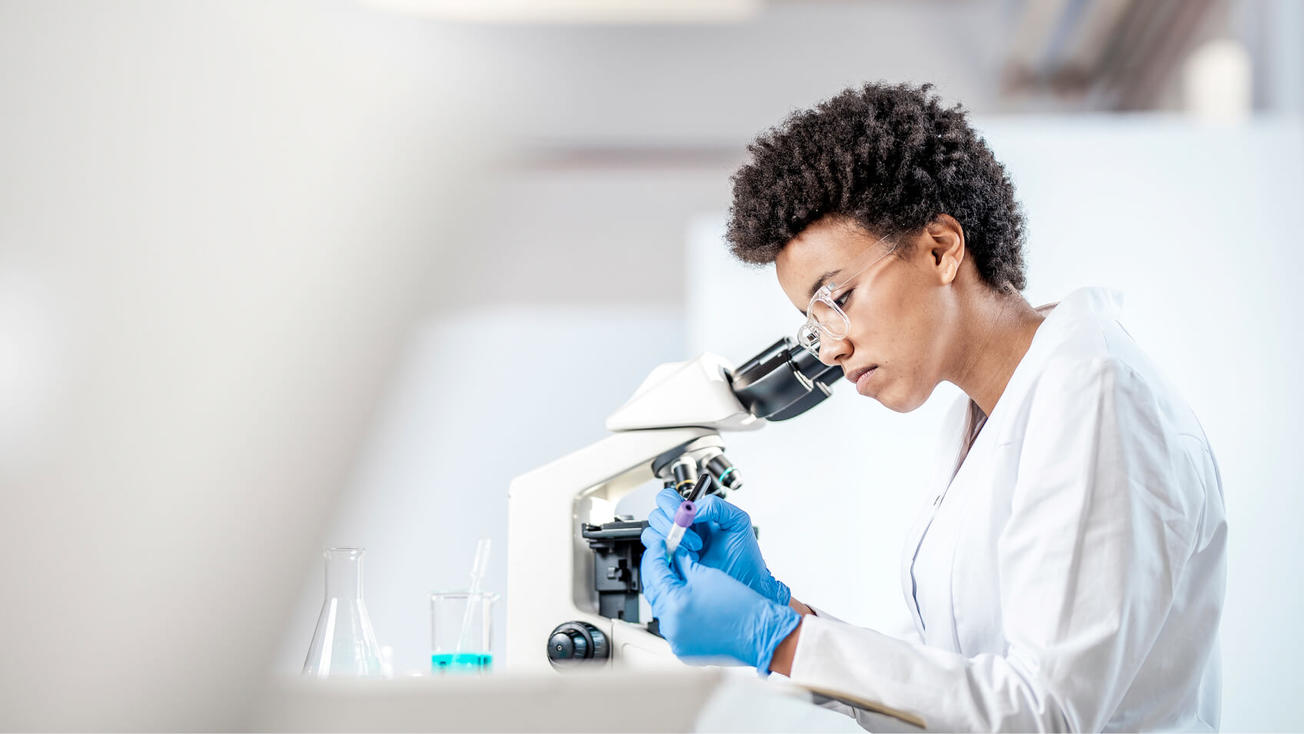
xmin=670 ymin=460 xmax=698 ymax=496
xmin=706 ymin=455 xmax=741 ymax=492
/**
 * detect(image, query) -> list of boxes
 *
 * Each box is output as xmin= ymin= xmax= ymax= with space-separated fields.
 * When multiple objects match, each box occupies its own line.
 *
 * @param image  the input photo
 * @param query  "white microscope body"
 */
xmin=505 ymin=338 xmax=842 ymax=672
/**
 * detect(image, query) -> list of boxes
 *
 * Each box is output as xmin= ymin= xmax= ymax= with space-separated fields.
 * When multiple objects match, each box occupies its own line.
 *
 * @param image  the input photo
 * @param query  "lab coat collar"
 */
xmin=988 ymin=286 xmax=1125 ymax=424
xmin=934 ymin=287 xmax=1127 ymax=476
xmin=1048 ymin=286 xmax=1124 ymax=321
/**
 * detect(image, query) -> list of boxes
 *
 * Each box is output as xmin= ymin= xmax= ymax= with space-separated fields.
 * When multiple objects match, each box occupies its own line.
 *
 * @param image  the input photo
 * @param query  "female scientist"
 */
xmin=640 ymin=82 xmax=1227 ymax=732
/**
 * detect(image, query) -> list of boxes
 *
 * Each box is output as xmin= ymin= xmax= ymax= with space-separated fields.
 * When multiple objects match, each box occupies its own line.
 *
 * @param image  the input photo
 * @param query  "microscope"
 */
xmin=504 ymin=338 xmax=842 ymax=671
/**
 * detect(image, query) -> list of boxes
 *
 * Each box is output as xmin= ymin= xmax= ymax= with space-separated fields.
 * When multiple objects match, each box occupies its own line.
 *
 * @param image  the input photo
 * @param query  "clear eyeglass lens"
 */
xmin=798 ymin=284 xmax=856 ymax=356
xmin=808 ymin=299 xmax=847 ymax=337
xmin=797 ymin=322 xmax=822 ymax=352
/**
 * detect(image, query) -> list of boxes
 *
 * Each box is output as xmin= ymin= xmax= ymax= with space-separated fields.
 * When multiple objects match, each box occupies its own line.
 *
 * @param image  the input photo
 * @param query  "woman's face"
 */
xmin=774 ymin=215 xmax=959 ymax=413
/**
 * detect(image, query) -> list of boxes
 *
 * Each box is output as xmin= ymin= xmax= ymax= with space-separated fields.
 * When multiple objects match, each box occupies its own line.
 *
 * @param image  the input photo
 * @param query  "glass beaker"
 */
xmin=430 ymin=591 xmax=498 ymax=674
xmin=303 ymin=547 xmax=386 ymax=678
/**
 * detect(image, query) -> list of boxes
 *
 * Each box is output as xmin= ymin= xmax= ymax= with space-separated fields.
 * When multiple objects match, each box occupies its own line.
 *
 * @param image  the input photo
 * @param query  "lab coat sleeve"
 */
xmin=787 ymin=356 xmax=1199 ymax=731
xmin=808 ymin=605 xmax=843 ymax=622
xmin=806 ymin=604 xmax=925 ymax=646
xmin=802 ymin=603 xmax=927 ymax=725
xmin=800 ymin=605 xmax=860 ymax=722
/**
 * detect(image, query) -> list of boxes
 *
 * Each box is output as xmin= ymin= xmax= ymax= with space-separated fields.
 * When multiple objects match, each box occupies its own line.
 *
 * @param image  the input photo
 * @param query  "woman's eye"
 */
xmin=835 ymin=289 xmax=853 ymax=308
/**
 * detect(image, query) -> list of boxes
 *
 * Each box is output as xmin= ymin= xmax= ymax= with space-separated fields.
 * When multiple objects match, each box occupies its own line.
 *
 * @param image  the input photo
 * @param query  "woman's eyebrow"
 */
xmin=807 ymin=269 xmax=842 ymax=300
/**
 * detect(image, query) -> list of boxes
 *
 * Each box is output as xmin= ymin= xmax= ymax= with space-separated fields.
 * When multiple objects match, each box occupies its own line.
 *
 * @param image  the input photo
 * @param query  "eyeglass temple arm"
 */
xmin=728 ymin=337 xmax=844 ymax=422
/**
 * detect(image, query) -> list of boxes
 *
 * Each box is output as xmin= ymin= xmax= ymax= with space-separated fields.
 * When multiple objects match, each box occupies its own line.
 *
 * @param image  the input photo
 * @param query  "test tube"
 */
xmin=663 ymin=500 xmax=696 ymax=562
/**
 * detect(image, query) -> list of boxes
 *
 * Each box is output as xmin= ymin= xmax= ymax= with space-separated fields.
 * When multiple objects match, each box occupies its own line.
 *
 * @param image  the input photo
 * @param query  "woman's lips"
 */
xmin=855 ymin=365 xmax=876 ymax=393
xmin=856 ymin=366 xmax=878 ymax=393
xmin=846 ymin=365 xmax=879 ymax=391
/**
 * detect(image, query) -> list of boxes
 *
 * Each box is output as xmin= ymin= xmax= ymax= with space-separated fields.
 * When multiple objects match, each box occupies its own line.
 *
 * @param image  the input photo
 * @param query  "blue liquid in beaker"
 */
xmin=431 ymin=652 xmax=492 ymax=673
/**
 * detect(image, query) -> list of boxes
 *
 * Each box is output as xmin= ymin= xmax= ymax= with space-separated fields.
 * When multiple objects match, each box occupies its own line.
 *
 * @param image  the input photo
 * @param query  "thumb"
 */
xmin=640 ymin=527 xmax=684 ymax=597
xmin=692 ymin=494 xmax=751 ymax=533
xmin=671 ymin=542 xmax=698 ymax=579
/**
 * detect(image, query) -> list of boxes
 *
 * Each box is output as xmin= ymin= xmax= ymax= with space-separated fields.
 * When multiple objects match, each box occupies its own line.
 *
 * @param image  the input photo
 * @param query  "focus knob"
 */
xmin=546 ymin=621 xmax=608 ymax=669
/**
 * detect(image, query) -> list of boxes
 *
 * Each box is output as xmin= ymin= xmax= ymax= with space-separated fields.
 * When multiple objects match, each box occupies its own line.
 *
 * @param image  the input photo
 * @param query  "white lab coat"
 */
xmin=787 ymin=288 xmax=1227 ymax=732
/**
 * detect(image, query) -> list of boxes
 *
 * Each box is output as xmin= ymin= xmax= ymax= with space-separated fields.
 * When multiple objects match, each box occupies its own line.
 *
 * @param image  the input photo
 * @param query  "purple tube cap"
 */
xmin=673 ymin=500 xmax=697 ymax=528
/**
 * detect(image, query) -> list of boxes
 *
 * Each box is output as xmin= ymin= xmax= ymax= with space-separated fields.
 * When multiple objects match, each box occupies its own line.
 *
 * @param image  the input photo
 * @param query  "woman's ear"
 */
xmin=926 ymin=214 xmax=966 ymax=285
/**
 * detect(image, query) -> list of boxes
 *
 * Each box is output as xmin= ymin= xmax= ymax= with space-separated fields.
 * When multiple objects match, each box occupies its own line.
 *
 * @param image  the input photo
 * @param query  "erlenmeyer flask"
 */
xmin=302 ymin=547 xmax=385 ymax=677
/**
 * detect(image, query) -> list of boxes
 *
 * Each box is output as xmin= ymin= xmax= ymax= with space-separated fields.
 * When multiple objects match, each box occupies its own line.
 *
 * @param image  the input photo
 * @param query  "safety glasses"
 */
xmin=795 ymin=235 xmax=897 ymax=357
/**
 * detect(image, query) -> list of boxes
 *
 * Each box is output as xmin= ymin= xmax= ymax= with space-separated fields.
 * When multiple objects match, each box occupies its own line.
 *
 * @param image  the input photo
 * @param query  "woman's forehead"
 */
xmin=775 ymin=218 xmax=878 ymax=304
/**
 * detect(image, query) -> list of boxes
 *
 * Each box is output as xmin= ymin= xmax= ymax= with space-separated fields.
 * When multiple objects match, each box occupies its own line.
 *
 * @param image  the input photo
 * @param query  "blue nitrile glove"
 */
xmin=646 ymin=487 xmax=791 ymax=606
xmin=640 ymin=526 xmax=800 ymax=673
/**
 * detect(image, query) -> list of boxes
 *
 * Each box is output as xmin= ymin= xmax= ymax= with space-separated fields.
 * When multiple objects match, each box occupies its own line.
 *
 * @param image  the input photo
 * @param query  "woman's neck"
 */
xmin=949 ymin=290 xmax=1046 ymax=417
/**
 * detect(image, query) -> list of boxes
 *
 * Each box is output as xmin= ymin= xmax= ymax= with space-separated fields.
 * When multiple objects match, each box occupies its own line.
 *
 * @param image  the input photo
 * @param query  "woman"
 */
xmin=640 ymin=83 xmax=1226 ymax=731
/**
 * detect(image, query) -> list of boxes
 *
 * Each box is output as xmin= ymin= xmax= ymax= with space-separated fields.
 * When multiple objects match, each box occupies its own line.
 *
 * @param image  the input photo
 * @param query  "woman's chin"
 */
xmin=869 ymin=383 xmax=930 ymax=414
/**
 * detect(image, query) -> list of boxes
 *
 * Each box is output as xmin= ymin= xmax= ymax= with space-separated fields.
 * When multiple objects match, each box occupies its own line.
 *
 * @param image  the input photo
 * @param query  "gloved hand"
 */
xmin=640 ymin=526 xmax=800 ymax=673
xmin=646 ymin=487 xmax=791 ymax=606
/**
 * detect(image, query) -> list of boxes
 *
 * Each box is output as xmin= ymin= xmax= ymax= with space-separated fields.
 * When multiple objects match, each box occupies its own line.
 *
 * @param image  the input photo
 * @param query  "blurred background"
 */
xmin=1 ymin=0 xmax=1300 ymax=730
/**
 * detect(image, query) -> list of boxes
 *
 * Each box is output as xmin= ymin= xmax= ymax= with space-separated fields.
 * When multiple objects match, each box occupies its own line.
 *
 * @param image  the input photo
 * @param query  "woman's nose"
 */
xmin=818 ymin=336 xmax=850 ymax=366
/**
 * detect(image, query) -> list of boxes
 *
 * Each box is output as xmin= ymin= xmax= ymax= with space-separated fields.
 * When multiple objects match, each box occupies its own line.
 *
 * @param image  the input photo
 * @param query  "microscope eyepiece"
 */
xmin=729 ymin=337 xmax=843 ymax=421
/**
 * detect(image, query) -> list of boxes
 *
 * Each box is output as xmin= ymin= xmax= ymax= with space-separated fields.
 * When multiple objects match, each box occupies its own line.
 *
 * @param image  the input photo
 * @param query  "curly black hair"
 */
xmin=726 ymin=82 xmax=1027 ymax=292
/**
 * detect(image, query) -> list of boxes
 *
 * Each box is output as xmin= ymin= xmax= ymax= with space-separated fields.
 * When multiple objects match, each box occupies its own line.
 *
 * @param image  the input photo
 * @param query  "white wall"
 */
xmin=403 ymin=0 xmax=1005 ymax=147
xmin=0 ymin=0 xmax=505 ymax=728
xmin=687 ymin=118 xmax=1304 ymax=732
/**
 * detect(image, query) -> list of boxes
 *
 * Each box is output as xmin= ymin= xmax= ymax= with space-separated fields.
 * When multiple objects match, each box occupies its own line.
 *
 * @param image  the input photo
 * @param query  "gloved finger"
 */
xmin=646 ymin=507 xmax=703 ymax=552
xmin=691 ymin=495 xmax=753 ymax=534
xmin=643 ymin=524 xmax=694 ymax=563
xmin=671 ymin=541 xmax=697 ymax=580
xmin=642 ymin=522 xmax=666 ymax=546
xmin=640 ymin=527 xmax=686 ymax=597
xmin=657 ymin=488 xmax=710 ymax=551
xmin=690 ymin=518 xmax=720 ymax=544
xmin=655 ymin=488 xmax=688 ymax=518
